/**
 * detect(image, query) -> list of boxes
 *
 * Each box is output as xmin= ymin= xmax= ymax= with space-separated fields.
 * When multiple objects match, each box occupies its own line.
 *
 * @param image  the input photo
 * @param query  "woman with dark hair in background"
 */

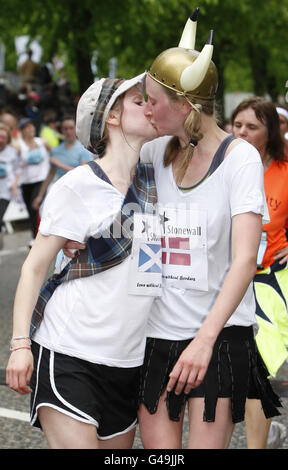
xmin=232 ymin=97 xmax=288 ymax=449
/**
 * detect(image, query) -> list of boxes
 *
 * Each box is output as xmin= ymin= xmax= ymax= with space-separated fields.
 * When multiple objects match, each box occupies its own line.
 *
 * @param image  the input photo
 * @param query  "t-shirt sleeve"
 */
xmin=228 ymin=160 xmax=269 ymax=222
xmin=225 ymin=143 xmax=269 ymax=222
xmin=39 ymin=183 xmax=92 ymax=242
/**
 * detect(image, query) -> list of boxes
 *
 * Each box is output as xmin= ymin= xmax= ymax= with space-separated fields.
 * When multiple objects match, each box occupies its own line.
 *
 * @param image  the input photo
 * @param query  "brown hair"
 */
xmin=163 ymin=87 xmax=215 ymax=184
xmin=98 ymin=94 xmax=126 ymax=158
xmin=231 ymin=97 xmax=285 ymax=161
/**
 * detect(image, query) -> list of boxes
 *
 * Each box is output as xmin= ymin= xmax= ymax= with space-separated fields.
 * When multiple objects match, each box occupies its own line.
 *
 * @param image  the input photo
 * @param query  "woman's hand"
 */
xmin=274 ymin=245 xmax=288 ymax=265
xmin=6 ymin=234 xmax=68 ymax=395
xmin=62 ymin=240 xmax=86 ymax=258
xmin=166 ymin=336 xmax=213 ymax=395
xmin=6 ymin=349 xmax=34 ymax=395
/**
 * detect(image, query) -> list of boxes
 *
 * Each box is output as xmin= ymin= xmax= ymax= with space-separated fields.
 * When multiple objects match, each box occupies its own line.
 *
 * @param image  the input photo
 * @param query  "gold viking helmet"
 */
xmin=148 ymin=8 xmax=218 ymax=102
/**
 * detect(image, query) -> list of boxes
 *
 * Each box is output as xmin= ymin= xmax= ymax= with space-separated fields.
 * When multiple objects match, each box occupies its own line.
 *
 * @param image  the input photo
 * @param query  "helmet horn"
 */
xmin=180 ymin=30 xmax=214 ymax=92
xmin=178 ymin=8 xmax=199 ymax=49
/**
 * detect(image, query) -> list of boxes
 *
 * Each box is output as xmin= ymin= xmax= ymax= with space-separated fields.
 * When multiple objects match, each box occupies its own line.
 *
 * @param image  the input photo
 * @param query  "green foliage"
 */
xmin=0 ymin=0 xmax=287 ymax=101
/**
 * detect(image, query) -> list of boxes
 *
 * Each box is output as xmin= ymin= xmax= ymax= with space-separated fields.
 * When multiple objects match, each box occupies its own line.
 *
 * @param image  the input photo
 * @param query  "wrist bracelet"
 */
xmin=11 ymin=336 xmax=30 ymax=341
xmin=10 ymin=337 xmax=31 ymax=351
xmin=10 ymin=346 xmax=31 ymax=353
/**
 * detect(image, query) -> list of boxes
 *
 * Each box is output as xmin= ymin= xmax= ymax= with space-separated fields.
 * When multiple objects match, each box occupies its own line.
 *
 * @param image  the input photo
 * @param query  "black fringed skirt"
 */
xmin=139 ymin=326 xmax=282 ymax=423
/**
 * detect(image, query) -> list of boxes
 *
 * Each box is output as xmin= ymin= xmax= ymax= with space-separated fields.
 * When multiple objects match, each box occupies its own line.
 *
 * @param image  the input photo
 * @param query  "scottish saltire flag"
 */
xmin=138 ymin=243 xmax=162 ymax=273
xmin=128 ymin=213 xmax=162 ymax=296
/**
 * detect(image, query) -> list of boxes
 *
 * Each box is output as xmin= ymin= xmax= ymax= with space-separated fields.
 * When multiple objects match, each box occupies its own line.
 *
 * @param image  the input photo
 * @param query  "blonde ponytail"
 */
xmin=163 ymin=90 xmax=214 ymax=185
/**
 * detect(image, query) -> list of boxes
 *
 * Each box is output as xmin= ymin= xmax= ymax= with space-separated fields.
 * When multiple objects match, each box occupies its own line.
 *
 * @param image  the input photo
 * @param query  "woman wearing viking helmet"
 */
xmin=138 ymin=9 xmax=281 ymax=449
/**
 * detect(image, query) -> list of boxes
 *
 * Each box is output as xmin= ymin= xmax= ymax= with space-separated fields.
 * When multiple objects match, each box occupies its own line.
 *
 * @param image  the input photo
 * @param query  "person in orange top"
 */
xmin=261 ymin=160 xmax=288 ymax=268
xmin=232 ymin=97 xmax=288 ymax=449
xmin=276 ymin=105 xmax=288 ymax=236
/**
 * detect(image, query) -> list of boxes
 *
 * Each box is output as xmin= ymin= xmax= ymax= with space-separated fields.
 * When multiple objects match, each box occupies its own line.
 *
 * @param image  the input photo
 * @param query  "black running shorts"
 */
xmin=30 ymin=342 xmax=140 ymax=439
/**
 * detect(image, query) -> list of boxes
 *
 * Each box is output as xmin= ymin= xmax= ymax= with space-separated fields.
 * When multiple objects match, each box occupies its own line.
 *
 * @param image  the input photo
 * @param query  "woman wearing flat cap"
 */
xmin=6 ymin=74 xmax=159 ymax=448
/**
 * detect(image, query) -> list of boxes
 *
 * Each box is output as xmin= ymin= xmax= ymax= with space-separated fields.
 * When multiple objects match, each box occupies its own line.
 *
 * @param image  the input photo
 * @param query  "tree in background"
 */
xmin=0 ymin=0 xmax=287 ymax=110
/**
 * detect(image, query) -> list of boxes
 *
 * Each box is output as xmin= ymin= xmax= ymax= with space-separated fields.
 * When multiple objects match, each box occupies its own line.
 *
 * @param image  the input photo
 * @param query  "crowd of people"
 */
xmin=0 ymin=49 xmax=85 ymax=248
xmin=0 ymin=106 xmax=93 ymax=248
xmin=3 ymin=9 xmax=288 ymax=450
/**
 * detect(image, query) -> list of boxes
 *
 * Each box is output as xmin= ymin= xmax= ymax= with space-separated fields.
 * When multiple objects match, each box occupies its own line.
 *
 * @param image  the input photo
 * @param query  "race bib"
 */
xmin=25 ymin=148 xmax=44 ymax=165
xmin=128 ymin=213 xmax=162 ymax=296
xmin=159 ymin=205 xmax=208 ymax=291
xmin=0 ymin=162 xmax=7 ymax=178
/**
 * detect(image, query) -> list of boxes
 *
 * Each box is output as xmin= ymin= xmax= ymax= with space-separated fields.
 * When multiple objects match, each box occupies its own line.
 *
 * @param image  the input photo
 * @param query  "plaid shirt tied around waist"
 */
xmin=30 ymin=160 xmax=157 ymax=337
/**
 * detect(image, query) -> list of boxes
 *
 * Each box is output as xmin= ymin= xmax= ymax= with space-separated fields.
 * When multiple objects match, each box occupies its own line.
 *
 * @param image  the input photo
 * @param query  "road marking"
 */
xmin=0 ymin=407 xmax=30 ymax=422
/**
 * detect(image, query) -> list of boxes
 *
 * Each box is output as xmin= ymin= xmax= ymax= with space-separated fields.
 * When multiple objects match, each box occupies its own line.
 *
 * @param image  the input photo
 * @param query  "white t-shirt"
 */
xmin=19 ymin=137 xmax=50 ymax=184
xmin=33 ymin=165 xmax=155 ymax=367
xmin=140 ymin=136 xmax=269 ymax=340
xmin=0 ymin=145 xmax=19 ymax=200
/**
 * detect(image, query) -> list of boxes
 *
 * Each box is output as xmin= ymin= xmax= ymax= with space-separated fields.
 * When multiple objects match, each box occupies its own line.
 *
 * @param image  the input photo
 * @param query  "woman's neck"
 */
xmin=23 ymin=136 xmax=36 ymax=147
xmin=65 ymin=138 xmax=76 ymax=149
xmin=178 ymin=117 xmax=227 ymax=153
xmin=173 ymin=119 xmax=229 ymax=188
xmin=261 ymin=152 xmax=273 ymax=170
xmin=177 ymin=112 xmax=222 ymax=142
xmin=96 ymin=139 xmax=141 ymax=195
